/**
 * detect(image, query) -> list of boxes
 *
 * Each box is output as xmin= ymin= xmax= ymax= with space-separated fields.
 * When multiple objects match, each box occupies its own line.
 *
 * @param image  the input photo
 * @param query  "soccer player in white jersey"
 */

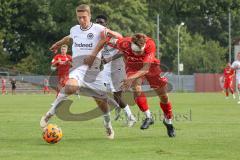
xmin=40 ymin=4 xmax=119 ymax=139
xmin=231 ymin=52 xmax=240 ymax=103
xmin=95 ymin=15 xmax=136 ymax=127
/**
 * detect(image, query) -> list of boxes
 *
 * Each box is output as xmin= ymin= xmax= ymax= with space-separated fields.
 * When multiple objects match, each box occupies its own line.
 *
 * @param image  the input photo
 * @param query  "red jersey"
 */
xmin=1 ymin=79 xmax=6 ymax=87
xmin=51 ymin=54 xmax=72 ymax=76
xmin=113 ymin=37 xmax=160 ymax=74
xmin=224 ymin=67 xmax=234 ymax=82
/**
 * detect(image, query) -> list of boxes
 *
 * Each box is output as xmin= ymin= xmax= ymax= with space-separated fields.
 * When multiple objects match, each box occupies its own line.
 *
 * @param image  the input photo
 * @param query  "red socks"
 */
xmin=135 ymin=92 xmax=173 ymax=120
xmin=134 ymin=92 xmax=149 ymax=112
xmin=160 ymin=102 xmax=173 ymax=119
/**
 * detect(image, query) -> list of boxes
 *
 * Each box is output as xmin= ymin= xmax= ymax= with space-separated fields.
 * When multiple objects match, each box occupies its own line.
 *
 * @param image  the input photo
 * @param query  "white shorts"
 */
xmin=103 ymin=67 xmax=126 ymax=92
xmin=69 ymin=68 xmax=107 ymax=98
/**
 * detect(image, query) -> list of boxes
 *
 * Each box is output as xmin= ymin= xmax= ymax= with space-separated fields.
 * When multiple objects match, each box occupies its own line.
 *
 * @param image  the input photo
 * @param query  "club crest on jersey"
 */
xmin=87 ymin=33 xmax=94 ymax=39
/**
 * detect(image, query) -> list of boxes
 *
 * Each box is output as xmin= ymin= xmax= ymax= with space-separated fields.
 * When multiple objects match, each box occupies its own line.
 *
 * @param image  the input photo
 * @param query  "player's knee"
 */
xmin=65 ymin=86 xmax=77 ymax=94
xmin=95 ymin=98 xmax=109 ymax=113
xmin=133 ymin=85 xmax=142 ymax=96
xmin=64 ymin=79 xmax=79 ymax=94
xmin=160 ymin=94 xmax=169 ymax=103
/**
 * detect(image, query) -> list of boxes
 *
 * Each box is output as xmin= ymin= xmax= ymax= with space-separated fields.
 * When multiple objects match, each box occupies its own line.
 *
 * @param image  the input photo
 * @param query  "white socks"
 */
xmin=103 ymin=112 xmax=112 ymax=128
xmin=123 ymin=105 xmax=133 ymax=117
xmin=47 ymin=92 xmax=68 ymax=115
xmin=144 ymin=109 xmax=151 ymax=118
xmin=164 ymin=118 xmax=172 ymax=124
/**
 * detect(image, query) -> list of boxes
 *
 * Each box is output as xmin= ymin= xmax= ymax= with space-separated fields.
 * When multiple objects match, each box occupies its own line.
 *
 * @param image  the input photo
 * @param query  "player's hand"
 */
xmin=121 ymin=78 xmax=134 ymax=91
xmin=101 ymin=57 xmax=110 ymax=64
xmin=84 ymin=55 xmax=96 ymax=67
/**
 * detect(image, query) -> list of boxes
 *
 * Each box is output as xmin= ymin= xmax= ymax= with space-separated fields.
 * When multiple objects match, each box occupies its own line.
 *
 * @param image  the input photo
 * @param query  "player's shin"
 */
xmin=123 ymin=105 xmax=133 ymax=117
xmin=123 ymin=105 xmax=136 ymax=127
xmin=41 ymin=88 xmax=68 ymax=129
xmin=159 ymin=94 xmax=173 ymax=124
xmin=99 ymin=100 xmax=114 ymax=139
xmin=104 ymin=112 xmax=114 ymax=139
xmin=134 ymin=92 xmax=151 ymax=118
xmin=225 ymin=89 xmax=229 ymax=97
xmin=96 ymin=98 xmax=113 ymax=128
xmin=47 ymin=90 xmax=68 ymax=116
xmin=160 ymin=102 xmax=173 ymax=124
xmin=103 ymin=112 xmax=112 ymax=129
xmin=159 ymin=97 xmax=175 ymax=137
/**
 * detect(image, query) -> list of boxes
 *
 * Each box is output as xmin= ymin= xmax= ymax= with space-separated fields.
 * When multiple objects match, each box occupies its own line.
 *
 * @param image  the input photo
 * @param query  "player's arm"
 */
xmin=105 ymin=29 xmax=123 ymax=39
xmin=84 ymin=35 xmax=108 ymax=67
xmin=49 ymin=35 xmax=71 ymax=52
xmin=84 ymin=28 xmax=123 ymax=66
xmin=129 ymin=63 xmax=150 ymax=79
xmin=121 ymin=63 xmax=151 ymax=90
xmin=102 ymin=51 xmax=124 ymax=64
xmin=51 ymin=55 xmax=59 ymax=66
xmin=66 ymin=56 xmax=73 ymax=66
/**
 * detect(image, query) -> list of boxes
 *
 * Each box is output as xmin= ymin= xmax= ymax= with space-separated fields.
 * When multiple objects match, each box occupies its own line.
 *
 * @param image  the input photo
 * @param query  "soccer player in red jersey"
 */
xmin=43 ymin=78 xmax=50 ymax=94
xmin=1 ymin=77 xmax=6 ymax=95
xmin=51 ymin=44 xmax=72 ymax=95
xmin=85 ymin=33 xmax=175 ymax=137
xmin=223 ymin=63 xmax=235 ymax=99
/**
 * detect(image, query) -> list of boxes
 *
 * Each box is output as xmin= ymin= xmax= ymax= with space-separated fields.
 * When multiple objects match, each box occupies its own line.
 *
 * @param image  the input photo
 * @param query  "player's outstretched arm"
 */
xmin=129 ymin=63 xmax=150 ymax=79
xmin=106 ymin=29 xmax=123 ymax=39
xmin=121 ymin=63 xmax=151 ymax=90
xmin=84 ymin=28 xmax=122 ymax=67
xmin=102 ymin=52 xmax=123 ymax=64
xmin=49 ymin=35 xmax=71 ymax=52
xmin=84 ymin=37 xmax=107 ymax=67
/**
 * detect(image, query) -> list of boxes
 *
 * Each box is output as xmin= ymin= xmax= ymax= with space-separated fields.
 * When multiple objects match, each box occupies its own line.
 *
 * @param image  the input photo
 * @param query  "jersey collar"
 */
xmin=80 ymin=22 xmax=93 ymax=31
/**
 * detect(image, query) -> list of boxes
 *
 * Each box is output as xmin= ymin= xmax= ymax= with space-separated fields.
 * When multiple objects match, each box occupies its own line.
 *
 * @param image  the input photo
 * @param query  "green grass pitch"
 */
xmin=0 ymin=93 xmax=240 ymax=160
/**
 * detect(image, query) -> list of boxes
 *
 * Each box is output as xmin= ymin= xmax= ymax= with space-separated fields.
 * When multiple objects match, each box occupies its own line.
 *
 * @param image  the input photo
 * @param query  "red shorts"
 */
xmin=224 ymin=80 xmax=233 ymax=89
xmin=58 ymin=75 xmax=69 ymax=87
xmin=43 ymin=86 xmax=49 ymax=91
xmin=127 ymin=64 xmax=168 ymax=88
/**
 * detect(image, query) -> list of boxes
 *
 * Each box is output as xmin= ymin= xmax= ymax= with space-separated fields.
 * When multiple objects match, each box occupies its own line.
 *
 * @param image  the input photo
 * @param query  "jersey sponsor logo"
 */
xmin=87 ymin=33 xmax=94 ymax=39
xmin=74 ymin=42 xmax=93 ymax=48
xmin=127 ymin=56 xmax=144 ymax=62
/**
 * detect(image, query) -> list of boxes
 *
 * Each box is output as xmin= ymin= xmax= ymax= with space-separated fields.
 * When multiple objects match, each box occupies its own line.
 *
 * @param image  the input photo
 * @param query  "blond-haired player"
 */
xmin=40 ymin=4 xmax=119 ymax=139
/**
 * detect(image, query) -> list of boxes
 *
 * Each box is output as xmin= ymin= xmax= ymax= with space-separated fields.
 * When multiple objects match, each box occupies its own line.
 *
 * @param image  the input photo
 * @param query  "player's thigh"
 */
xmin=93 ymin=97 xmax=108 ymax=113
xmin=113 ymin=91 xmax=122 ymax=99
xmin=154 ymin=85 xmax=168 ymax=96
xmin=132 ymin=78 xmax=143 ymax=96
xmin=147 ymin=75 xmax=169 ymax=100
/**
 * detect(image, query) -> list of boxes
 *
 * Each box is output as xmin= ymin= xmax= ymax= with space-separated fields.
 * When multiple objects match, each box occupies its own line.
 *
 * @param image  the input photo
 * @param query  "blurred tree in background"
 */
xmin=0 ymin=0 xmax=240 ymax=74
